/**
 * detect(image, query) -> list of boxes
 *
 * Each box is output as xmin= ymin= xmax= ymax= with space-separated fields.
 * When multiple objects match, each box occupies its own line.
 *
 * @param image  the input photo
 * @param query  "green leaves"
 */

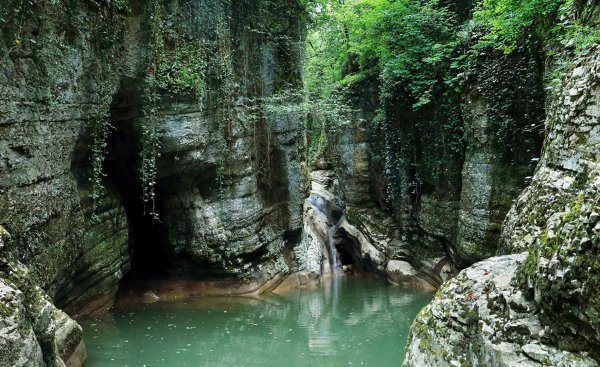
xmin=378 ymin=1 xmax=461 ymax=110
xmin=305 ymin=0 xmax=463 ymax=110
xmin=304 ymin=0 xmax=467 ymax=212
xmin=156 ymin=42 xmax=206 ymax=97
xmin=473 ymin=0 xmax=599 ymax=57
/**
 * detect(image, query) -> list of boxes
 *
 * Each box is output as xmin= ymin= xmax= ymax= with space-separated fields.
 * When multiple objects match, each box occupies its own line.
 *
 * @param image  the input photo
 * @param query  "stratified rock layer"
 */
xmin=0 ymin=0 xmax=305 ymax=308
xmin=0 ymin=1 xmax=305 ymax=365
xmin=404 ymin=254 xmax=598 ymax=367
xmin=404 ymin=43 xmax=600 ymax=367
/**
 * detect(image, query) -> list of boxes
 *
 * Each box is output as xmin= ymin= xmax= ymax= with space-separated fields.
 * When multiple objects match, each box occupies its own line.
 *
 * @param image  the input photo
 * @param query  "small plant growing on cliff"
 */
xmin=88 ymin=61 xmax=118 ymax=220
xmin=139 ymin=0 xmax=165 ymax=221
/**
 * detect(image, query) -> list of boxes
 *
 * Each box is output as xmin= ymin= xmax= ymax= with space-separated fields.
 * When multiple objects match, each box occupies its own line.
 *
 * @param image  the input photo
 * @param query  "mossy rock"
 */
xmin=0 ymin=226 xmax=10 ymax=241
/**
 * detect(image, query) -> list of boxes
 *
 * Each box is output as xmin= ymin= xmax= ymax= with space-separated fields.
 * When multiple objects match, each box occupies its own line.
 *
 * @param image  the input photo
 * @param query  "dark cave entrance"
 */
xmin=335 ymin=228 xmax=380 ymax=275
xmin=104 ymin=79 xmax=170 ymax=280
xmin=336 ymin=239 xmax=357 ymax=270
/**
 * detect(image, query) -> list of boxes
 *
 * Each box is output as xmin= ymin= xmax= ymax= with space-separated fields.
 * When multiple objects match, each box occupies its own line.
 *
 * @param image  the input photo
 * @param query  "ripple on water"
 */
xmin=81 ymin=277 xmax=432 ymax=367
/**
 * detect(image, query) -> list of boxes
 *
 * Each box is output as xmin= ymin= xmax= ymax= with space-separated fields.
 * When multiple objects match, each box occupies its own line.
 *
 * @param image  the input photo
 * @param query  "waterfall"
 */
xmin=327 ymin=224 xmax=340 ymax=273
xmin=307 ymin=194 xmax=342 ymax=274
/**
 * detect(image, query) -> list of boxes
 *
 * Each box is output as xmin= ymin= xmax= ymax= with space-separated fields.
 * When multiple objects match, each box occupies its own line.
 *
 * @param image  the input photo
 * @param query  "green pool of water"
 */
xmin=82 ymin=277 xmax=432 ymax=367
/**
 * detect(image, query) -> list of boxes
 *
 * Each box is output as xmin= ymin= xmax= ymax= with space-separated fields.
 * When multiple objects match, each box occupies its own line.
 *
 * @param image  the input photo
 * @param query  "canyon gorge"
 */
xmin=0 ymin=0 xmax=598 ymax=366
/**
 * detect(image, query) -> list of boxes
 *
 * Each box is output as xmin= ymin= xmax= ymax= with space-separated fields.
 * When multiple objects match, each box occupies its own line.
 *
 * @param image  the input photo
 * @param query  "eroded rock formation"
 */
xmin=404 ymin=39 xmax=600 ymax=367
xmin=1 ymin=0 xmax=598 ymax=366
xmin=0 ymin=1 xmax=305 ymax=365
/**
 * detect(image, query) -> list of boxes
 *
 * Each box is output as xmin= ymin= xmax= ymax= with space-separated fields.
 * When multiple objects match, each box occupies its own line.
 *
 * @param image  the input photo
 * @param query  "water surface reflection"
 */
xmin=82 ymin=277 xmax=432 ymax=367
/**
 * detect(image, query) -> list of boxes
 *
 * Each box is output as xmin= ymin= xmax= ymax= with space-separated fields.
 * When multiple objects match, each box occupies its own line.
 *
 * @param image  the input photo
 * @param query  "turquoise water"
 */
xmin=82 ymin=277 xmax=432 ymax=367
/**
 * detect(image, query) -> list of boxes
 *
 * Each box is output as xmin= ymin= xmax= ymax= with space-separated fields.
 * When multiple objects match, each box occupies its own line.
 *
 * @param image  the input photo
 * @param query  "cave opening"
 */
xmin=336 ymin=241 xmax=357 ymax=272
xmin=334 ymin=229 xmax=377 ymax=275
xmin=103 ymin=79 xmax=170 ymax=281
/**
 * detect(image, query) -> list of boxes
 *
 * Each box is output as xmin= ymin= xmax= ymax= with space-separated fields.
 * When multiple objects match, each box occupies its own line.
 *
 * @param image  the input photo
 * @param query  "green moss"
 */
xmin=514 ymin=251 xmax=538 ymax=292
xmin=0 ymin=225 xmax=10 ymax=240
xmin=159 ymin=46 xmax=205 ymax=95
xmin=562 ymin=193 xmax=585 ymax=222
xmin=488 ymin=222 xmax=503 ymax=232
xmin=410 ymin=313 xmax=433 ymax=353
xmin=154 ymin=28 xmax=206 ymax=97
xmin=0 ymin=298 xmax=32 ymax=339
xmin=346 ymin=207 xmax=365 ymax=230
xmin=517 ymin=190 xmax=600 ymax=355
xmin=0 ymin=298 xmax=16 ymax=318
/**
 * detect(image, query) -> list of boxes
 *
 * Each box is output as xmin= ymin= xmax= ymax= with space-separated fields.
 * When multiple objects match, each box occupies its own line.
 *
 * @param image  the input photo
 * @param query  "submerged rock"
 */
xmin=142 ymin=291 xmax=160 ymax=303
xmin=386 ymin=260 xmax=433 ymax=290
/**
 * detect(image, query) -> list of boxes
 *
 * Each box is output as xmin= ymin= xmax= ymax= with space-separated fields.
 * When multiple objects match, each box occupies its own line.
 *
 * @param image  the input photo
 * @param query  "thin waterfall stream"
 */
xmin=327 ymin=218 xmax=343 ymax=273
xmin=307 ymin=194 xmax=344 ymax=274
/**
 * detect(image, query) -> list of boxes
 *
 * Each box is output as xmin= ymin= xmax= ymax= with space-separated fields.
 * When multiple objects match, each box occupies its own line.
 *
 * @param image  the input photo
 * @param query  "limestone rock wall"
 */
xmin=0 ymin=1 xmax=306 ymax=365
xmin=0 ymin=0 xmax=306 ymax=298
xmin=455 ymin=47 xmax=545 ymax=266
xmin=502 ymin=46 xmax=600 ymax=357
xmin=404 ymin=38 xmax=600 ymax=367
xmin=116 ymin=0 xmax=308 ymax=286
xmin=296 ymin=36 xmax=545 ymax=291
xmin=0 ymin=0 xmax=133 ymax=311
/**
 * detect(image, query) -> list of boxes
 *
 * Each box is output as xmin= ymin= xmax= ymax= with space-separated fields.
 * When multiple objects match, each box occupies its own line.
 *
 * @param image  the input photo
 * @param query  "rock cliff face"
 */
xmin=1 ymin=0 xmax=597 ymax=366
xmin=0 ymin=0 xmax=130 ymax=309
xmin=296 ymin=45 xmax=544 ymax=289
xmin=0 ymin=1 xmax=305 ymax=365
xmin=456 ymin=46 xmax=545 ymax=266
xmin=404 ymin=41 xmax=600 ymax=367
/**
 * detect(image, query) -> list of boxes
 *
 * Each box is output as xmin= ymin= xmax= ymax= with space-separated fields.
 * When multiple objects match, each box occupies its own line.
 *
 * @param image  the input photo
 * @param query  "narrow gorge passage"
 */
xmin=0 ymin=1 xmax=598 ymax=367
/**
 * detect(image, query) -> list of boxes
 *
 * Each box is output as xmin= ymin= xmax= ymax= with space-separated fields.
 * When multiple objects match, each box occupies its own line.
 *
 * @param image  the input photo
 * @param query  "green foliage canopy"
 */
xmin=304 ymin=0 xmax=463 ymax=110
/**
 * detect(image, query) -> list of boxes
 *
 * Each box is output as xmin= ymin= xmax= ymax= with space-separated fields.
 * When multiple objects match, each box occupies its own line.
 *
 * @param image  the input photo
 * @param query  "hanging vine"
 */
xmin=79 ymin=1 xmax=130 ymax=219
xmin=88 ymin=73 xmax=113 ymax=219
xmin=139 ymin=0 xmax=164 ymax=221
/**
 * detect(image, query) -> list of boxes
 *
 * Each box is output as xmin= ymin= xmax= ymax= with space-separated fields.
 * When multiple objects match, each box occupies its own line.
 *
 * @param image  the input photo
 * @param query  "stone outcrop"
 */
xmin=404 ymin=254 xmax=598 ymax=367
xmin=156 ymin=99 xmax=304 ymax=283
xmin=0 ymin=234 xmax=85 ymax=367
xmin=296 ymin=167 xmax=448 ymax=290
xmin=404 ymin=40 xmax=600 ymax=367
xmin=0 ymin=276 xmax=44 ymax=367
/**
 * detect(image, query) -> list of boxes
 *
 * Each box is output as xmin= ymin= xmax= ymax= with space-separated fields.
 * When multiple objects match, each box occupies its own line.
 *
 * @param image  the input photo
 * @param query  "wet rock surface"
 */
xmin=0 ymin=235 xmax=85 ymax=367
xmin=404 ymin=254 xmax=598 ymax=367
xmin=405 ymin=43 xmax=600 ymax=367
